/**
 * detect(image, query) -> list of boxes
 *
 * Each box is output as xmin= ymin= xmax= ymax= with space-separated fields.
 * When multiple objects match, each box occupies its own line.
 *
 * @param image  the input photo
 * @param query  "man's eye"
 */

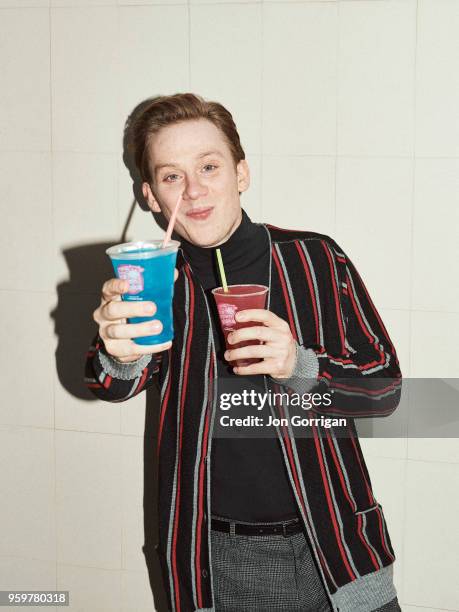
xmin=164 ymin=174 xmax=180 ymax=182
xmin=203 ymin=164 xmax=217 ymax=172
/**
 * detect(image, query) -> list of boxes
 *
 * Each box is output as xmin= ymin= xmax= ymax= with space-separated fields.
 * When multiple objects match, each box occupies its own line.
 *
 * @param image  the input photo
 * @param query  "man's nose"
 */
xmin=182 ymin=175 xmax=208 ymax=201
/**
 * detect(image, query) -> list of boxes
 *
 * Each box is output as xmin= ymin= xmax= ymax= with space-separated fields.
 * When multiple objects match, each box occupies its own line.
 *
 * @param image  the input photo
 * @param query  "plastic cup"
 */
xmin=212 ymin=284 xmax=269 ymax=367
xmin=106 ymin=239 xmax=180 ymax=346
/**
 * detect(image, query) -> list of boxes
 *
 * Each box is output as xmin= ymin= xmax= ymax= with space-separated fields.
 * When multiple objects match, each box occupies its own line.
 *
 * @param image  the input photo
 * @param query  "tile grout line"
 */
xmin=400 ymin=2 xmax=419 ymax=600
xmin=333 ymin=0 xmax=339 ymax=235
xmin=0 ymin=423 xmax=151 ymax=438
xmin=401 ymin=603 xmax=459 ymax=612
xmin=406 ymin=0 xmax=419 ymax=380
xmin=115 ymin=4 xmax=123 ymax=440
xmin=2 ymin=552 xmax=128 ymax=574
xmin=48 ymin=2 xmax=59 ymax=595
xmin=398 ymin=447 xmax=408 ymax=603
xmin=0 ymin=288 xmax=100 ymax=295
xmin=259 ymin=0 xmax=263 ymax=220
xmin=116 ymin=4 xmax=124 ymax=590
xmin=117 ymin=0 xmax=123 ymax=242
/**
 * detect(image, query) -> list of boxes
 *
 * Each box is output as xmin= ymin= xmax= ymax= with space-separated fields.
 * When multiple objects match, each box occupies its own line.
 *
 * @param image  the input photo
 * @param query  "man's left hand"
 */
xmin=224 ymin=309 xmax=297 ymax=378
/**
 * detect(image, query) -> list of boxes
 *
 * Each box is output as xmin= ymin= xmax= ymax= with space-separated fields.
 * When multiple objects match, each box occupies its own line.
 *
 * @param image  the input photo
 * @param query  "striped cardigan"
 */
xmin=85 ymin=224 xmax=402 ymax=612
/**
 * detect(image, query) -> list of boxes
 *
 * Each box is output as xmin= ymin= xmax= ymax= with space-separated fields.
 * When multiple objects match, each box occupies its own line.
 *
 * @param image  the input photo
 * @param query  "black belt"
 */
xmin=211 ymin=517 xmax=303 ymax=537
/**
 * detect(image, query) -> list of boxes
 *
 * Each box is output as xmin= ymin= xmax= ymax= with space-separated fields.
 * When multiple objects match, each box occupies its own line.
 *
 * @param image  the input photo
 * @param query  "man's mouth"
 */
xmin=186 ymin=207 xmax=214 ymax=221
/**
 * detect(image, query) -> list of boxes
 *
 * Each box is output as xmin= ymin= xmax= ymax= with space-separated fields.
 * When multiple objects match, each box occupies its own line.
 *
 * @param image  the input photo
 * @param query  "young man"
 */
xmin=85 ymin=93 xmax=403 ymax=612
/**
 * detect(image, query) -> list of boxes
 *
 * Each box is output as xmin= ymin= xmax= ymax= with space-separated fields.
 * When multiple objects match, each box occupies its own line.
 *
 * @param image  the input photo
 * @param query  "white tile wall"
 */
xmin=335 ymin=157 xmax=413 ymax=310
xmin=53 ymin=152 xmax=119 ymax=246
xmin=0 ymin=152 xmax=53 ymax=292
xmin=0 ymin=0 xmax=49 ymax=6
xmin=118 ymin=5 xmax=189 ymax=131
xmin=120 ymin=0 xmax=185 ymax=5
xmin=0 ymin=9 xmax=50 ymax=150
xmin=55 ymin=371 xmax=122 ymax=435
xmin=337 ymin=0 xmax=416 ymax=157
xmin=403 ymin=460 xmax=459 ymax=609
xmin=403 ymin=606 xmax=453 ymax=612
xmin=57 ymin=564 xmax=121 ymax=612
xmin=410 ymin=311 xmax=459 ymax=378
xmin=407 ymin=438 xmax=459 ymax=466
xmin=121 ymin=568 xmax=158 ymax=612
xmin=359 ymin=437 xmax=408 ymax=464
xmin=51 ymin=7 xmax=120 ymax=152
xmin=415 ymin=0 xmax=459 ymax=157
xmin=411 ymin=158 xmax=459 ymax=312
xmin=262 ymin=2 xmax=337 ymax=155
xmin=0 ymin=557 xmax=57 ymax=612
xmin=0 ymin=291 xmax=55 ymax=429
xmin=55 ymin=430 xmax=122 ymax=569
xmin=52 ymin=152 xmax=119 ymax=287
xmin=121 ymin=435 xmax=145 ymax=571
xmin=0 ymin=427 xmax=56 ymax=561
xmin=2 ymin=1 xmax=458 ymax=609
xmin=190 ymin=3 xmax=262 ymax=156
xmin=120 ymin=391 xmax=149 ymax=436
xmin=0 ymin=557 xmax=56 ymax=591
xmin=261 ymin=155 xmax=335 ymax=235
xmin=52 ymin=0 xmax=115 ymax=6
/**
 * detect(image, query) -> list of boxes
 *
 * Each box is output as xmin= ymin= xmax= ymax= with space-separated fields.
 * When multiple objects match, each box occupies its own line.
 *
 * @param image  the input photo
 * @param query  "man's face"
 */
xmin=142 ymin=119 xmax=250 ymax=248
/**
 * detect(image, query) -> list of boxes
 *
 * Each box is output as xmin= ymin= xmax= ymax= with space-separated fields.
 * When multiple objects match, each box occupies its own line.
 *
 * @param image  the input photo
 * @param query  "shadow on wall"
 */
xmin=51 ymin=95 xmax=173 ymax=402
xmin=50 ymin=96 xmax=178 ymax=612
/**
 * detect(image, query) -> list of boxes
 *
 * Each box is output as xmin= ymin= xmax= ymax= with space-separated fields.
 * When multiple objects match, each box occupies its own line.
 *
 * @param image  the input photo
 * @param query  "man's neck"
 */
xmin=211 ymin=208 xmax=243 ymax=249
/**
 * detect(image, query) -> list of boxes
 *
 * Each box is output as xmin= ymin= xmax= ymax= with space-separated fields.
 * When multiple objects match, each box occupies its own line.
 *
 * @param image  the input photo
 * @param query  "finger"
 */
xmin=105 ymin=319 xmax=163 ymax=340
xmin=102 ymin=299 xmax=157 ymax=321
xmin=228 ymin=325 xmax=283 ymax=345
xmin=236 ymin=309 xmax=288 ymax=329
xmin=233 ymin=359 xmax=276 ymax=376
xmin=225 ymin=344 xmax=276 ymax=363
xmin=101 ymin=278 xmax=129 ymax=303
xmin=174 ymin=268 xmax=178 ymax=282
xmin=104 ymin=339 xmax=172 ymax=359
xmin=116 ymin=340 xmax=173 ymax=359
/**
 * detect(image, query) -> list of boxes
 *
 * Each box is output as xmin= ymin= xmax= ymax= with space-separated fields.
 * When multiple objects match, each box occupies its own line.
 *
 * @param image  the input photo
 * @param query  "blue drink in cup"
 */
xmin=106 ymin=239 xmax=180 ymax=346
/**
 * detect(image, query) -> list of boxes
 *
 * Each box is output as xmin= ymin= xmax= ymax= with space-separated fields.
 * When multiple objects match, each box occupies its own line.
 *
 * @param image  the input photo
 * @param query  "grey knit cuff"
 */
xmin=97 ymin=350 xmax=153 ymax=381
xmin=271 ymin=345 xmax=320 ymax=394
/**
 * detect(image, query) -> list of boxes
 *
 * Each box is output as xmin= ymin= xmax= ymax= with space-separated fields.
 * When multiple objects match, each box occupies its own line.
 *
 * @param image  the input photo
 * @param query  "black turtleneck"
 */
xmin=181 ymin=209 xmax=299 ymax=522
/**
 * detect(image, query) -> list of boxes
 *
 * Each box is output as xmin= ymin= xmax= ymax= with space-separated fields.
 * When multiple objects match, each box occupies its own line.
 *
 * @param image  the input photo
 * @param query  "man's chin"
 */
xmin=183 ymin=230 xmax=223 ymax=249
xmin=191 ymin=238 xmax=221 ymax=249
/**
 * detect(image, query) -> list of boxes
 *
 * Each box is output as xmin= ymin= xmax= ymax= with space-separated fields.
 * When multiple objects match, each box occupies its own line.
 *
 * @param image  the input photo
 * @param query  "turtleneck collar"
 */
xmin=179 ymin=208 xmax=269 ymax=290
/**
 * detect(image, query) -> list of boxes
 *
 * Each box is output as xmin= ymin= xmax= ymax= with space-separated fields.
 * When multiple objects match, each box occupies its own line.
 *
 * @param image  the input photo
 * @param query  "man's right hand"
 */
xmin=93 ymin=270 xmax=178 ymax=363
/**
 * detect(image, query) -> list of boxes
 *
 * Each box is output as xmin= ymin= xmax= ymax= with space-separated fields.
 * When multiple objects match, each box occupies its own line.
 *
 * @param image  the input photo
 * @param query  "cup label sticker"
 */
xmin=118 ymin=264 xmax=145 ymax=294
xmin=217 ymin=303 xmax=238 ymax=329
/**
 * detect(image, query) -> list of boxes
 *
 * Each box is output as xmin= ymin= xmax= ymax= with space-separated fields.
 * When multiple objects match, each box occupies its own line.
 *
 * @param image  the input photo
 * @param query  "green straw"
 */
xmin=216 ymin=248 xmax=228 ymax=293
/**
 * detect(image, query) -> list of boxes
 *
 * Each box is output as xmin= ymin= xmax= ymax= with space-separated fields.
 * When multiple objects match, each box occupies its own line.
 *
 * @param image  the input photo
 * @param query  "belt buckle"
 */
xmin=282 ymin=518 xmax=299 ymax=537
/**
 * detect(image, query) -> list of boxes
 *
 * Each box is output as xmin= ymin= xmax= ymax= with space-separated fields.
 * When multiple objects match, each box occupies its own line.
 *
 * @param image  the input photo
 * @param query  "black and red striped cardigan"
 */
xmin=85 ymin=223 xmax=402 ymax=612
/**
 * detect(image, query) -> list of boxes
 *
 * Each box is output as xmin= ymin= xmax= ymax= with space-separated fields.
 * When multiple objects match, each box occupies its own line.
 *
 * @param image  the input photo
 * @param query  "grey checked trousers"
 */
xmin=210 ymin=515 xmax=401 ymax=612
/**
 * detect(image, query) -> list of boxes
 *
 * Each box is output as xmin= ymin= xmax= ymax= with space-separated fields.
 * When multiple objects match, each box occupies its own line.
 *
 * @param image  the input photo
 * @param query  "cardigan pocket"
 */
xmin=353 ymin=502 xmax=380 ymax=516
xmin=352 ymin=502 xmax=396 ymax=562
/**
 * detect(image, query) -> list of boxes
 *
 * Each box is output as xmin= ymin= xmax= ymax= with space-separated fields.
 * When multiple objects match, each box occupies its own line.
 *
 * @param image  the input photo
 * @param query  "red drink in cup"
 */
xmin=212 ymin=284 xmax=269 ymax=367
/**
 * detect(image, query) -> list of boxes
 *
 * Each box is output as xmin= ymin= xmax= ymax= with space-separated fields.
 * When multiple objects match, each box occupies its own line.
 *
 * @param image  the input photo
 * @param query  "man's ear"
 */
xmin=142 ymin=182 xmax=161 ymax=213
xmin=236 ymin=159 xmax=250 ymax=194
